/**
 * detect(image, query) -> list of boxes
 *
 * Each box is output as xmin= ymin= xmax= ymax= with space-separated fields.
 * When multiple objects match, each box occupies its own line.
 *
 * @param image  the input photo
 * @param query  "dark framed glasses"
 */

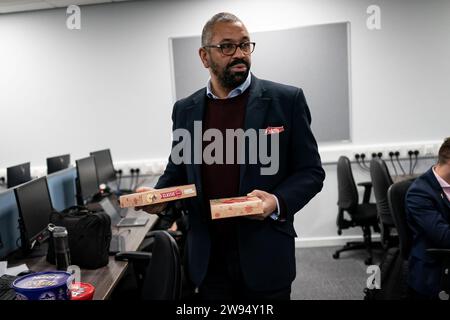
xmin=203 ymin=41 xmax=256 ymax=56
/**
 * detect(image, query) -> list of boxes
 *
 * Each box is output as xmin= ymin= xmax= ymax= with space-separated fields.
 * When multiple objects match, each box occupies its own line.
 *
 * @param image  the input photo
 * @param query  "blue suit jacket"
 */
xmin=406 ymin=168 xmax=450 ymax=296
xmin=155 ymin=75 xmax=325 ymax=291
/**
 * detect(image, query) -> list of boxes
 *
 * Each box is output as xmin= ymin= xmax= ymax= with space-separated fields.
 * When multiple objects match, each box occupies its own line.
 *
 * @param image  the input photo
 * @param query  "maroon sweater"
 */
xmin=201 ymin=88 xmax=250 ymax=253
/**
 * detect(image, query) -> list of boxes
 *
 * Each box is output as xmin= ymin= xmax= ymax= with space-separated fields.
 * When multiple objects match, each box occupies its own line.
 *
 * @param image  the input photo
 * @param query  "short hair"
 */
xmin=201 ymin=12 xmax=243 ymax=47
xmin=438 ymin=137 xmax=450 ymax=165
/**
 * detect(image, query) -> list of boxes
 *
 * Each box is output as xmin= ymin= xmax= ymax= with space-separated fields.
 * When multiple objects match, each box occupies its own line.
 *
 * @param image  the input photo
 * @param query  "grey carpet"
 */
xmin=291 ymin=246 xmax=384 ymax=300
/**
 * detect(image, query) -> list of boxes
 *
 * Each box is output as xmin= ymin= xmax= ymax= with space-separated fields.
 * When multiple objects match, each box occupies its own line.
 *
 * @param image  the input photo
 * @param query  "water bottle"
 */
xmin=53 ymin=226 xmax=71 ymax=270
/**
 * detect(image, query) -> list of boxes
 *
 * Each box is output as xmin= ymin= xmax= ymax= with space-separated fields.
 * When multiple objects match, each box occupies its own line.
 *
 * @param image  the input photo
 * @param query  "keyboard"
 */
xmin=0 ymin=275 xmax=17 ymax=300
xmin=109 ymin=235 xmax=125 ymax=254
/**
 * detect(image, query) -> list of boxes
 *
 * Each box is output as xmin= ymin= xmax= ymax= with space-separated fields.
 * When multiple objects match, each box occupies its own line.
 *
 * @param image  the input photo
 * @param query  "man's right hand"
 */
xmin=134 ymin=187 xmax=168 ymax=215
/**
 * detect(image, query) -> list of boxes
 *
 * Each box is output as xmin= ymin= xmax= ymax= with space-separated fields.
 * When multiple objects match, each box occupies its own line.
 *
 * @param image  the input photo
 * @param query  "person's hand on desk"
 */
xmin=245 ymin=189 xmax=277 ymax=221
xmin=134 ymin=187 xmax=168 ymax=215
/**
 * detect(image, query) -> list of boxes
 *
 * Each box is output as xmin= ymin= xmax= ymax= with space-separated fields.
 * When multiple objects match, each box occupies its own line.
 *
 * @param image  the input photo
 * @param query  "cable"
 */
xmin=360 ymin=153 xmax=370 ymax=169
xmin=132 ymin=168 xmax=141 ymax=191
xmin=412 ymin=150 xmax=419 ymax=174
xmin=115 ymin=169 xmax=122 ymax=191
xmin=408 ymin=150 xmax=413 ymax=175
xmin=395 ymin=151 xmax=406 ymax=175
xmin=389 ymin=152 xmax=399 ymax=176
xmin=355 ymin=153 xmax=369 ymax=172
xmin=129 ymin=168 xmax=135 ymax=191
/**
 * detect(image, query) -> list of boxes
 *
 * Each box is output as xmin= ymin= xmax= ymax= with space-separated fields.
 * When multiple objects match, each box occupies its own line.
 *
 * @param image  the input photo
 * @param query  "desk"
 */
xmin=392 ymin=174 xmax=420 ymax=183
xmin=9 ymin=209 xmax=157 ymax=300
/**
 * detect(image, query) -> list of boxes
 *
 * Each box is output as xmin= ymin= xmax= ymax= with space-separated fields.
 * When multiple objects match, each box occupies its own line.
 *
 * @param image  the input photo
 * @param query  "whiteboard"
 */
xmin=170 ymin=22 xmax=351 ymax=143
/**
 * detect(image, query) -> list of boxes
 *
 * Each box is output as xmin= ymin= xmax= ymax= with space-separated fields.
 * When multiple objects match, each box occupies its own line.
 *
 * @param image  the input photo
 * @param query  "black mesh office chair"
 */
xmin=370 ymin=158 xmax=398 ymax=249
xmin=388 ymin=180 xmax=450 ymax=300
xmin=333 ymin=156 xmax=380 ymax=265
xmin=115 ymin=230 xmax=182 ymax=300
xmin=388 ymin=180 xmax=413 ymax=260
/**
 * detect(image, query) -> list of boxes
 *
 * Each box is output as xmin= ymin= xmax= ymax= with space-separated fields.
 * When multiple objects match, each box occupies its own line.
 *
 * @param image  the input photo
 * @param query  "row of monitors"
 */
xmin=12 ymin=149 xmax=118 ymax=254
xmin=5 ymin=149 xmax=116 ymax=189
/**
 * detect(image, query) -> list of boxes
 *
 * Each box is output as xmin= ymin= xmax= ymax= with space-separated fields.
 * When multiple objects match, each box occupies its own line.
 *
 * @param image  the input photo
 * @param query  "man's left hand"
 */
xmin=246 ymin=189 xmax=277 ymax=220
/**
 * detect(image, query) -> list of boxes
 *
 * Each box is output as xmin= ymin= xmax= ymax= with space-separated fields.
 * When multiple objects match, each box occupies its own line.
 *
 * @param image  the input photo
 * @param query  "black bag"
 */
xmin=47 ymin=207 xmax=112 ymax=269
xmin=364 ymin=247 xmax=409 ymax=300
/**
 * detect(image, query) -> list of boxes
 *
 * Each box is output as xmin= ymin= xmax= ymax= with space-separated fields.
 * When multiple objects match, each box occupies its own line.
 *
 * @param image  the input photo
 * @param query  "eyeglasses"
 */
xmin=203 ymin=41 xmax=256 ymax=56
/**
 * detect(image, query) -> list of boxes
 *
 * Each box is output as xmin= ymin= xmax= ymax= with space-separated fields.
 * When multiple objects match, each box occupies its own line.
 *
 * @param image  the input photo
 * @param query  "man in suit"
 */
xmin=406 ymin=137 xmax=450 ymax=299
xmin=138 ymin=12 xmax=325 ymax=300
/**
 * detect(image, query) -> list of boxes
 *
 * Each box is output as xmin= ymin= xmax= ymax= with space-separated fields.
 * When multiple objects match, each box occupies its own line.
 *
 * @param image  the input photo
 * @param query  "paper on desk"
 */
xmin=0 ymin=261 xmax=7 ymax=276
xmin=5 ymin=264 xmax=29 ymax=276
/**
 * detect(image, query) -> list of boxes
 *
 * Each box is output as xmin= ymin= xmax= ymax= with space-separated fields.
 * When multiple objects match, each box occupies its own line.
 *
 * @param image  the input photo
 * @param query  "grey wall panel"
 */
xmin=170 ymin=22 xmax=351 ymax=143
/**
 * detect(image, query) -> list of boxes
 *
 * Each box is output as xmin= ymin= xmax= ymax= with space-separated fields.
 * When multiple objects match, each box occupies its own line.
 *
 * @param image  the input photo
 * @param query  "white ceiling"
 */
xmin=0 ymin=0 xmax=135 ymax=14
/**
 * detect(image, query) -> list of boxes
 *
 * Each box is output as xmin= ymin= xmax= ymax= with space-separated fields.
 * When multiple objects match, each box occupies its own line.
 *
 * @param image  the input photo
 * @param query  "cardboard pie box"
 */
xmin=119 ymin=184 xmax=197 ymax=208
xmin=210 ymin=196 xmax=264 ymax=220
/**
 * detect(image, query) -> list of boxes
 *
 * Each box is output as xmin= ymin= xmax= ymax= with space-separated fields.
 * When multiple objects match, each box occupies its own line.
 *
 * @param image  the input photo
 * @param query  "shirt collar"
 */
xmin=432 ymin=166 xmax=450 ymax=189
xmin=206 ymin=72 xmax=251 ymax=99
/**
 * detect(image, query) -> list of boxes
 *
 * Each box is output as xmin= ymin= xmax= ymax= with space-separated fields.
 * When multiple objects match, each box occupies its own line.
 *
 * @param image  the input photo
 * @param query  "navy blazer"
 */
xmin=155 ymin=75 xmax=325 ymax=291
xmin=406 ymin=168 xmax=450 ymax=296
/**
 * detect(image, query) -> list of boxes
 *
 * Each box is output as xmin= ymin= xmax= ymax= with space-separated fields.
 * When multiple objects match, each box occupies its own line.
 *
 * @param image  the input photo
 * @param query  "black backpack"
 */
xmin=364 ymin=247 xmax=409 ymax=300
xmin=46 ymin=207 xmax=112 ymax=269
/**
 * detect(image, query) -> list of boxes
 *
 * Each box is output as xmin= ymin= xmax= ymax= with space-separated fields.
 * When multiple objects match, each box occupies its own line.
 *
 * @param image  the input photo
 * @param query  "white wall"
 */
xmin=1 ymin=0 xmax=449 ymax=245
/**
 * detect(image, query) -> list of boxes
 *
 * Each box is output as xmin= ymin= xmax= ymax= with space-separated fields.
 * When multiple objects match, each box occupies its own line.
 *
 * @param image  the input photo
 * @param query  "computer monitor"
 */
xmin=90 ymin=149 xmax=116 ymax=184
xmin=14 ymin=177 xmax=53 ymax=254
xmin=7 ymin=162 xmax=31 ymax=188
xmin=75 ymin=156 xmax=99 ymax=205
xmin=47 ymin=154 xmax=70 ymax=174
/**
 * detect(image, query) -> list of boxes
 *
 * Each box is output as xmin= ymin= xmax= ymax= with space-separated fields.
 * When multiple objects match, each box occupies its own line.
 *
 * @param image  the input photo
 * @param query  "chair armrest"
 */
xmin=115 ymin=251 xmax=152 ymax=262
xmin=357 ymin=181 xmax=372 ymax=203
xmin=145 ymin=230 xmax=182 ymax=239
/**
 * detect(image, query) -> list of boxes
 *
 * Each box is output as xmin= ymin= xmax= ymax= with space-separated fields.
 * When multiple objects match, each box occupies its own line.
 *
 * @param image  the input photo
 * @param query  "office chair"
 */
xmin=388 ymin=180 xmax=450 ymax=300
xmin=370 ymin=158 xmax=398 ymax=249
xmin=115 ymin=230 xmax=182 ymax=300
xmin=332 ymin=156 xmax=380 ymax=265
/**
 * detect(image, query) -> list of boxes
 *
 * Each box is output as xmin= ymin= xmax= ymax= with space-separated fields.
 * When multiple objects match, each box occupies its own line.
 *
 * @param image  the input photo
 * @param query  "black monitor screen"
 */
xmin=76 ymin=156 xmax=99 ymax=202
xmin=47 ymin=154 xmax=70 ymax=174
xmin=14 ymin=177 xmax=52 ymax=246
xmin=7 ymin=162 xmax=31 ymax=188
xmin=90 ymin=149 xmax=116 ymax=184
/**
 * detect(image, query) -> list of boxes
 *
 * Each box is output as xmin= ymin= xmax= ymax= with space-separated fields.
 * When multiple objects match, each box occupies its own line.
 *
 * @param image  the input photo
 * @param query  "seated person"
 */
xmin=406 ymin=137 xmax=450 ymax=299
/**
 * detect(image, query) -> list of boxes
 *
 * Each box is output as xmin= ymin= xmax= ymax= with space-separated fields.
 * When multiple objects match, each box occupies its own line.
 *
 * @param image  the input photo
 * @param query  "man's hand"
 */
xmin=246 ymin=189 xmax=277 ymax=221
xmin=134 ymin=187 xmax=167 ymax=215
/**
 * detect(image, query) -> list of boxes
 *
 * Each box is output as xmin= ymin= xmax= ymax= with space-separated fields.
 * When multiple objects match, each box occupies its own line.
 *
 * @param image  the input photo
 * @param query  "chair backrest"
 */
xmin=388 ymin=179 xmax=414 ymax=260
xmin=370 ymin=158 xmax=394 ymax=225
xmin=337 ymin=156 xmax=358 ymax=211
xmin=141 ymin=230 xmax=182 ymax=300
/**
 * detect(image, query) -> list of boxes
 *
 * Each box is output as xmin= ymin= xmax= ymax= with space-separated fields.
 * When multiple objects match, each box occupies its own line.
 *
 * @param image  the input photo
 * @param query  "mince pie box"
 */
xmin=210 ymin=196 xmax=263 ymax=220
xmin=119 ymin=184 xmax=197 ymax=208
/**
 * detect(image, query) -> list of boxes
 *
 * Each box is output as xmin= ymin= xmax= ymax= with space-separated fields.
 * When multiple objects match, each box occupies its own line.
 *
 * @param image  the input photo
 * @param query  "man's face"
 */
xmin=200 ymin=21 xmax=252 ymax=90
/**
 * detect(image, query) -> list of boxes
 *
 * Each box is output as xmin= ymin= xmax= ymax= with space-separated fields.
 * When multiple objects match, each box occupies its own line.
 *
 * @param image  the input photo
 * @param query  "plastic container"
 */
xmin=12 ymin=271 xmax=72 ymax=300
xmin=70 ymin=282 xmax=95 ymax=300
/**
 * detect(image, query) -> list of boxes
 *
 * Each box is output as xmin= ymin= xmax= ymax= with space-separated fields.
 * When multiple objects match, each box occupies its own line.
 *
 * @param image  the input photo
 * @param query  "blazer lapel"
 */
xmin=186 ymin=90 xmax=206 ymax=193
xmin=239 ymin=76 xmax=271 ymax=193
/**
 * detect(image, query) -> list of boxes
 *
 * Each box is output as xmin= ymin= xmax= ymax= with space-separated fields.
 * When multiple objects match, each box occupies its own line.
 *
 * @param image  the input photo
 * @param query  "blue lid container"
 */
xmin=12 ymin=271 xmax=72 ymax=300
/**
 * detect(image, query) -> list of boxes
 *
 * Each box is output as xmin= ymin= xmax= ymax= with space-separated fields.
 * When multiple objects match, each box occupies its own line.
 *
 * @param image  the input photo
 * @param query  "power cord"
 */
xmin=360 ymin=153 xmax=370 ymax=170
xmin=412 ymin=150 xmax=419 ymax=174
xmin=408 ymin=150 xmax=414 ymax=175
xmin=395 ymin=151 xmax=406 ymax=175
xmin=389 ymin=152 xmax=399 ymax=176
